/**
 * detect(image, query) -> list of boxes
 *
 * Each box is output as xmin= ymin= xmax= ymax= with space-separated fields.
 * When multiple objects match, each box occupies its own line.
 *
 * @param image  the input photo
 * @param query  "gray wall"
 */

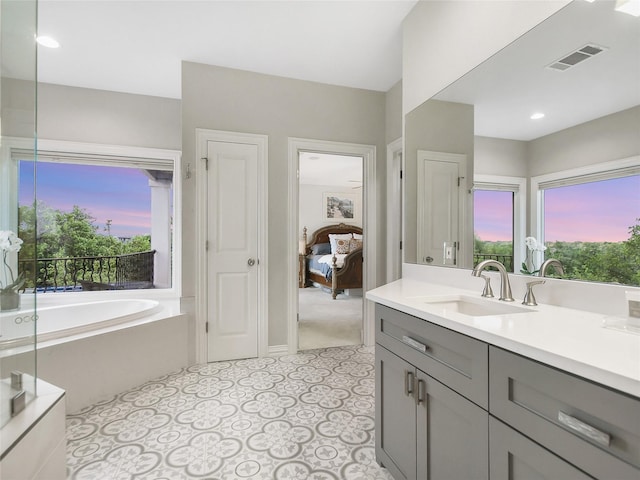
xmin=474 ymin=136 xmax=528 ymax=178
xmin=474 ymin=106 xmax=640 ymax=179
xmin=528 ymin=105 xmax=640 ymax=177
xmin=404 ymin=99 xmax=474 ymax=264
xmin=385 ymin=80 xmax=402 ymax=144
xmin=2 ymin=79 xmax=181 ymax=148
xmin=181 ymin=61 xmax=387 ymax=347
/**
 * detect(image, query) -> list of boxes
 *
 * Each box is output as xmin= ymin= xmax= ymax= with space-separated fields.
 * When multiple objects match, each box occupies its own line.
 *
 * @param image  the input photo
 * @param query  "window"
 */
xmin=2 ymin=138 xmax=181 ymax=294
xmin=532 ymin=158 xmax=640 ymax=286
xmin=473 ymin=175 xmax=526 ymax=272
xmin=474 ymin=190 xmax=515 ymax=271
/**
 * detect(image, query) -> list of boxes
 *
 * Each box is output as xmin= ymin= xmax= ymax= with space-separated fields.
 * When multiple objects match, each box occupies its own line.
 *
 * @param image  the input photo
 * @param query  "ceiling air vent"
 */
xmin=547 ymin=44 xmax=607 ymax=71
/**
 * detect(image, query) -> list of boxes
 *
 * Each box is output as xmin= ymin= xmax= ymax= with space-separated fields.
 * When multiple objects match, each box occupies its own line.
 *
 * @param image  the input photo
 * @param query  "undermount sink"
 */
xmin=420 ymin=295 xmax=532 ymax=317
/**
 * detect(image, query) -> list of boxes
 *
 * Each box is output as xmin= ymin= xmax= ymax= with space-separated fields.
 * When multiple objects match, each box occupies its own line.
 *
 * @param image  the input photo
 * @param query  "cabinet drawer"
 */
xmin=490 ymin=417 xmax=593 ymax=480
xmin=375 ymin=304 xmax=488 ymax=408
xmin=490 ymin=346 xmax=640 ymax=479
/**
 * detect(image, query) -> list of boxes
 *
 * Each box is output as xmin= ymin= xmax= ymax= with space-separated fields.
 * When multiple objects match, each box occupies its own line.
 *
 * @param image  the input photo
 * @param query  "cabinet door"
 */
xmin=376 ymin=345 xmax=417 ymax=480
xmin=490 ymin=417 xmax=594 ymax=480
xmin=416 ymin=370 xmax=488 ymax=480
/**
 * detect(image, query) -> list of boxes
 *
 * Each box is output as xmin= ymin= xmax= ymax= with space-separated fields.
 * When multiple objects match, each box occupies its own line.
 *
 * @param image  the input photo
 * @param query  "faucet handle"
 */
xmin=480 ymin=274 xmax=494 ymax=298
xmin=523 ymin=280 xmax=545 ymax=306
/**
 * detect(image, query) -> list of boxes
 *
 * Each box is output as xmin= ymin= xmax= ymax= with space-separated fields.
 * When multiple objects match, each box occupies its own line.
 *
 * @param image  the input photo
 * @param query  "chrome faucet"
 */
xmin=539 ymin=258 xmax=564 ymax=277
xmin=472 ymin=260 xmax=514 ymax=302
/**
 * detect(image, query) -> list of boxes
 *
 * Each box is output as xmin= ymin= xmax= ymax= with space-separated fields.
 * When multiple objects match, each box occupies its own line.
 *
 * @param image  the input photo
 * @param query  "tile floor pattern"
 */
xmin=66 ymin=345 xmax=394 ymax=480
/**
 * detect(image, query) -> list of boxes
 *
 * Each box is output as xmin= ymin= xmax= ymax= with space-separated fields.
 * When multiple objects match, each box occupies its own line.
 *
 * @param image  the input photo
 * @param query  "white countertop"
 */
xmin=367 ymin=278 xmax=640 ymax=398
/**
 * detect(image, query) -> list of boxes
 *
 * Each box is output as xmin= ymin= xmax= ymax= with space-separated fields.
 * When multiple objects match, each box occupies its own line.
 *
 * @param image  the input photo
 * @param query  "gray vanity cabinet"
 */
xmin=490 ymin=417 xmax=594 ymax=480
xmin=374 ymin=302 xmax=640 ymax=480
xmin=376 ymin=344 xmax=417 ymax=480
xmin=490 ymin=347 xmax=640 ymax=479
xmin=375 ymin=304 xmax=489 ymax=480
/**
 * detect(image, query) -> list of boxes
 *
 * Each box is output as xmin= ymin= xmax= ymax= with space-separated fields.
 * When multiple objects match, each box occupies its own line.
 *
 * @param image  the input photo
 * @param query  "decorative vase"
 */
xmin=0 ymin=288 xmax=20 ymax=311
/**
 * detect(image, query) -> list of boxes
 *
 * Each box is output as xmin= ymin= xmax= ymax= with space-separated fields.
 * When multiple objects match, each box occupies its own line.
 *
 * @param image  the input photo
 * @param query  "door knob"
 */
xmin=247 ymin=258 xmax=256 ymax=267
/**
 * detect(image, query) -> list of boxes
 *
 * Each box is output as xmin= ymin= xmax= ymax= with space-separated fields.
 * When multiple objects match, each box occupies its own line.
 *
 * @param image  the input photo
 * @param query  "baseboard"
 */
xmin=267 ymin=344 xmax=288 ymax=356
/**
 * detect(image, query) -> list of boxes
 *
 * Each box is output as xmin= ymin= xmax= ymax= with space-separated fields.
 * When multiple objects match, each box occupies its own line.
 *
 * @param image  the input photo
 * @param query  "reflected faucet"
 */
xmin=472 ymin=260 xmax=514 ymax=302
xmin=539 ymin=259 xmax=564 ymax=278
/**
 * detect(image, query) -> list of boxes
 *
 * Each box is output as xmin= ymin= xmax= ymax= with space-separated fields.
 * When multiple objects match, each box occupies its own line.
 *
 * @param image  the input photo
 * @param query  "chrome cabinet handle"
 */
xmin=416 ymin=378 xmax=426 ymax=405
xmin=558 ymin=411 xmax=611 ymax=447
xmin=402 ymin=335 xmax=428 ymax=353
xmin=247 ymin=258 xmax=256 ymax=267
xmin=404 ymin=370 xmax=414 ymax=397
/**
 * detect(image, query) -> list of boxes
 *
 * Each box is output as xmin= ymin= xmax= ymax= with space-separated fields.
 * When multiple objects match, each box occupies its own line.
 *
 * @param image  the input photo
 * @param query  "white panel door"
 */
xmin=207 ymin=140 xmax=258 ymax=361
xmin=417 ymin=151 xmax=466 ymax=267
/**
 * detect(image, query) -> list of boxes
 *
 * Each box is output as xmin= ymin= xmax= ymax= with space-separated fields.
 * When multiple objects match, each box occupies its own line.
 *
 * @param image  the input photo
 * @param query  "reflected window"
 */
xmin=16 ymin=154 xmax=175 ymax=292
xmin=474 ymin=190 xmax=514 ymax=272
xmin=541 ymin=175 xmax=640 ymax=285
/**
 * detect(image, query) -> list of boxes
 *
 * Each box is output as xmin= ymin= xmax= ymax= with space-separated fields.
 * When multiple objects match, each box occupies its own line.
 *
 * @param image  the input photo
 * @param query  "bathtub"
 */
xmin=0 ymin=299 xmax=161 ymax=350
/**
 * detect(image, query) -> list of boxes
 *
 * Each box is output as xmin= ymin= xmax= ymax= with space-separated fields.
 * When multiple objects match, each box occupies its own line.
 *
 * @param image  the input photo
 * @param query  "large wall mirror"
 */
xmin=404 ymin=0 xmax=640 ymax=287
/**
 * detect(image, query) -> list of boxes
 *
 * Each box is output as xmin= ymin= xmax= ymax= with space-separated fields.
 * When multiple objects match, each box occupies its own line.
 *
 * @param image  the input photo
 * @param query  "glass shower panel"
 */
xmin=0 ymin=0 xmax=38 ymax=429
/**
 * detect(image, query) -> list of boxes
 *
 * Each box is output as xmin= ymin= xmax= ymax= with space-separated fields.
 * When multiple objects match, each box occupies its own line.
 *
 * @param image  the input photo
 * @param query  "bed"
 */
xmin=303 ymin=223 xmax=363 ymax=299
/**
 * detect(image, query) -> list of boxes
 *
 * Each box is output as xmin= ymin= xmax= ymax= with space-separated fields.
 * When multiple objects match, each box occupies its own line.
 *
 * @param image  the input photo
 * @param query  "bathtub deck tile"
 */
xmin=65 ymin=345 xmax=393 ymax=480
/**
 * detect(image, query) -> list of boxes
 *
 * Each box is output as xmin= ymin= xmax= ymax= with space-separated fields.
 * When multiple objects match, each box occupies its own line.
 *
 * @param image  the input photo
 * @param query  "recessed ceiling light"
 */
xmin=530 ymin=112 xmax=545 ymax=120
xmin=36 ymin=36 xmax=60 ymax=48
xmin=615 ymin=0 xmax=640 ymax=17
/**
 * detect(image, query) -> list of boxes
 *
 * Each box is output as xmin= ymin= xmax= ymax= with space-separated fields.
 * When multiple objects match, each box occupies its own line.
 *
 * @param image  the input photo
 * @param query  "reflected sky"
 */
xmin=475 ymin=175 xmax=639 ymax=243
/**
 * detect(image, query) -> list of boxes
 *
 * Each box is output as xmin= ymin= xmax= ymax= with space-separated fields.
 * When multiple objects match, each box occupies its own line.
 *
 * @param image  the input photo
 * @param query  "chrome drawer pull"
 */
xmin=402 ymin=335 xmax=428 ymax=353
xmin=558 ymin=411 xmax=611 ymax=447
xmin=405 ymin=370 xmax=414 ymax=396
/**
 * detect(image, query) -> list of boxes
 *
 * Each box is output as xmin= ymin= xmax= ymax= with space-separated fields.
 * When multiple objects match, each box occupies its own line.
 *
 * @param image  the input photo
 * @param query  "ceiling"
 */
xmin=299 ymin=152 xmax=362 ymax=187
xmin=30 ymin=0 xmax=418 ymax=99
xmin=433 ymin=0 xmax=640 ymax=141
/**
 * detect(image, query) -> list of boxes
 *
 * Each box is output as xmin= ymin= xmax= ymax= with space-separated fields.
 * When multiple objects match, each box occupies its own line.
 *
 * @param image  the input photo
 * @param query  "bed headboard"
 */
xmin=303 ymin=223 xmax=363 ymax=253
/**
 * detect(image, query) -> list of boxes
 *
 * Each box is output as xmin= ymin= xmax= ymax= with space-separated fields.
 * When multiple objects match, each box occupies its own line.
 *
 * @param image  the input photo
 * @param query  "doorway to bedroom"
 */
xmin=298 ymin=151 xmax=363 ymax=350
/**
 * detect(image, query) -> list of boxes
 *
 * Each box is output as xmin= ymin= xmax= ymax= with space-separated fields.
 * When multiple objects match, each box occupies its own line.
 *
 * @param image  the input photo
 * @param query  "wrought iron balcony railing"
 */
xmin=19 ymin=250 xmax=156 ymax=292
xmin=473 ymin=253 xmax=514 ymax=273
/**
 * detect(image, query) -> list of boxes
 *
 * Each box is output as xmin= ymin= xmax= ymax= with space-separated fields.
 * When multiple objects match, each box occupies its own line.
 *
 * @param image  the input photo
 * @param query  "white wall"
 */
xmin=402 ymin=0 xmax=570 ymax=115
xmin=299 ymin=184 xmax=363 ymax=239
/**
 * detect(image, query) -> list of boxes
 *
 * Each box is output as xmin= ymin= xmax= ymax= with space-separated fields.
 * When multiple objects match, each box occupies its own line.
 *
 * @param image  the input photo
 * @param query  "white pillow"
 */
xmin=329 ymin=233 xmax=353 ymax=254
xmin=352 ymin=233 xmax=363 ymax=240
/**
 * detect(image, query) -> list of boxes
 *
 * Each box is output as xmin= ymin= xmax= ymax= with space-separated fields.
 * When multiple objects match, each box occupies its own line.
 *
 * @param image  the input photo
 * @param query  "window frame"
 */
xmin=1 ymin=137 xmax=182 ymax=299
xmin=473 ymin=174 xmax=526 ymax=271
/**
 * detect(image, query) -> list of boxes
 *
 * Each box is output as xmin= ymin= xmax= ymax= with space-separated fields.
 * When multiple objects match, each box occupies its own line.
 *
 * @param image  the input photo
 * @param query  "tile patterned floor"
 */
xmin=66 ymin=345 xmax=393 ymax=480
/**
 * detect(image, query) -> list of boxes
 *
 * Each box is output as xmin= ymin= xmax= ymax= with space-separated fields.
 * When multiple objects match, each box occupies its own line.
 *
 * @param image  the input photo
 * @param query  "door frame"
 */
xmin=386 ymin=137 xmax=403 ymax=283
xmin=416 ymin=149 xmax=469 ymax=268
xmin=195 ymin=129 xmax=269 ymax=364
xmin=287 ymin=137 xmax=377 ymax=353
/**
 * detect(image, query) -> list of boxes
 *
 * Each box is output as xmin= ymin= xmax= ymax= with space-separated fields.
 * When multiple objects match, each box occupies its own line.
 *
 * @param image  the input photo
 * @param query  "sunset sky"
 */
xmin=20 ymin=162 xmax=638 ymax=243
xmin=19 ymin=162 xmax=151 ymax=238
xmin=475 ymin=175 xmax=639 ymax=243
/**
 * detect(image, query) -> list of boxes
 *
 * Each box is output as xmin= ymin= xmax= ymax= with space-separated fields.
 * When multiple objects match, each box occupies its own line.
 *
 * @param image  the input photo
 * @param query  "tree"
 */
xmin=18 ymin=201 xmax=153 ymax=288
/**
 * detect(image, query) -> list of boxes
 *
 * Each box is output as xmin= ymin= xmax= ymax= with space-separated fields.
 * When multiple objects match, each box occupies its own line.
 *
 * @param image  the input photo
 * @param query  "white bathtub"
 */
xmin=0 ymin=299 xmax=161 ymax=349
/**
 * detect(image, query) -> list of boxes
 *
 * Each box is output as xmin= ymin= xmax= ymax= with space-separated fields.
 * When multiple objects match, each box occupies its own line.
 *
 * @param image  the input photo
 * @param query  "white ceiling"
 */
xmin=299 ymin=151 xmax=362 ymax=187
xmin=31 ymin=0 xmax=418 ymax=99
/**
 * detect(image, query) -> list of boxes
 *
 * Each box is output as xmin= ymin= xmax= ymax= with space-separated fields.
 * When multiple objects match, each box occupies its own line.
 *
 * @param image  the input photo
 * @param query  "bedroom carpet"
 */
xmin=298 ymin=287 xmax=362 ymax=351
